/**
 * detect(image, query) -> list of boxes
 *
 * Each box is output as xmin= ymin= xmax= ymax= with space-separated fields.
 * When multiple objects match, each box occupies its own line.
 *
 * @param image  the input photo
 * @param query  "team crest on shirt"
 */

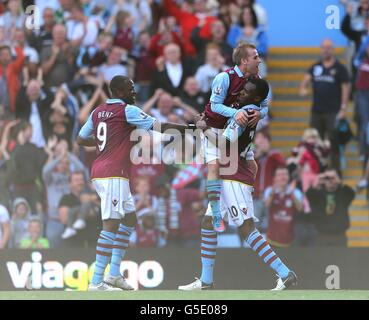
xmin=313 ymin=65 xmax=323 ymax=77
xmin=112 ymin=199 xmax=118 ymax=207
xmin=330 ymin=68 xmax=336 ymax=76
xmin=140 ymin=112 xmax=148 ymax=119
xmin=241 ymin=207 xmax=248 ymax=213
xmin=214 ymin=86 xmax=222 ymax=95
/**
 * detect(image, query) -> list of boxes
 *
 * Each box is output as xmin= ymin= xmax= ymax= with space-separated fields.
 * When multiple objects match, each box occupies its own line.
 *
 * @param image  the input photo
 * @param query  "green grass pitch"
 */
xmin=0 ymin=290 xmax=369 ymax=300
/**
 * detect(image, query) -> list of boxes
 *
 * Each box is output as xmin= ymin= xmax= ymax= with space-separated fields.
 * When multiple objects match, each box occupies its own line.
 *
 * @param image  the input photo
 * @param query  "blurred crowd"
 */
xmin=0 ymin=0 xmax=367 ymax=250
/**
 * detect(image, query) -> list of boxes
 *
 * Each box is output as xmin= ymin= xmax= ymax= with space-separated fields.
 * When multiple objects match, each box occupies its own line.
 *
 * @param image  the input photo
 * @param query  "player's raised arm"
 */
xmin=210 ymin=73 xmax=248 ymax=126
xmin=77 ymin=111 xmax=96 ymax=147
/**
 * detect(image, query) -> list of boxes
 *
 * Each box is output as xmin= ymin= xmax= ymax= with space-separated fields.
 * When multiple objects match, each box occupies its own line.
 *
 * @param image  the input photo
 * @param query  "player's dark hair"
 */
xmin=250 ymin=78 xmax=269 ymax=101
xmin=109 ymin=75 xmax=131 ymax=97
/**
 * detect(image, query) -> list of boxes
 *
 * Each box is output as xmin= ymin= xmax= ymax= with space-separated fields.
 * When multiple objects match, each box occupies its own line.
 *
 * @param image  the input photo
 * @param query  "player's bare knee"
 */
xmin=121 ymin=212 xmax=137 ymax=227
xmin=103 ymin=219 xmax=120 ymax=233
xmin=202 ymin=216 xmax=214 ymax=230
xmin=207 ymin=161 xmax=220 ymax=179
xmin=239 ymin=218 xmax=255 ymax=241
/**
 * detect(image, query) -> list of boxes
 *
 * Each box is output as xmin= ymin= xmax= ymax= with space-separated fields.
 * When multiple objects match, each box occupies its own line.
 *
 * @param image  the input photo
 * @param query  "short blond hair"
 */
xmin=232 ymin=42 xmax=256 ymax=65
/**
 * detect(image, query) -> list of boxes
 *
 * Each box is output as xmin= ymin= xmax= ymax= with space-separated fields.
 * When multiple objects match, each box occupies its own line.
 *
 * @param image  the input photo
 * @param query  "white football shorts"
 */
xmin=92 ymin=178 xmax=135 ymax=220
xmin=205 ymin=180 xmax=257 ymax=227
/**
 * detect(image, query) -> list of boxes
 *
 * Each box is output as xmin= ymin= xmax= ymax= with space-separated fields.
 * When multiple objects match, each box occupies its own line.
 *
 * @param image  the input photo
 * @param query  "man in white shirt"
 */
xmin=66 ymin=3 xmax=99 ymax=48
xmin=0 ymin=204 xmax=10 ymax=249
xmin=97 ymin=46 xmax=128 ymax=82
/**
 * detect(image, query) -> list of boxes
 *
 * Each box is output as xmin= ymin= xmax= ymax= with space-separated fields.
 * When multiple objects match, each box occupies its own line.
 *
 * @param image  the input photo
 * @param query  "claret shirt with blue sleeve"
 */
xmin=204 ymin=65 xmax=269 ymax=129
xmin=78 ymin=98 xmax=156 ymax=180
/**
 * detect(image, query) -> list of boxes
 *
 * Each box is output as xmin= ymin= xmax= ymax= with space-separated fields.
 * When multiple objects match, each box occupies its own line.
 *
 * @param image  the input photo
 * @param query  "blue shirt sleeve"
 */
xmin=260 ymin=98 xmax=269 ymax=119
xmin=210 ymin=72 xmax=238 ymax=118
xmin=125 ymin=104 xmax=156 ymax=130
xmin=78 ymin=111 xmax=94 ymax=139
xmin=293 ymin=189 xmax=304 ymax=203
xmin=223 ymin=117 xmax=245 ymax=142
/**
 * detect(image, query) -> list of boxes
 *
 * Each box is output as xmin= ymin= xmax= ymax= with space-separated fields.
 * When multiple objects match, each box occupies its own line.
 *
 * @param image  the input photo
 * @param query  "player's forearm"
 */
xmin=152 ymin=122 xmax=193 ymax=134
xmin=341 ymin=83 xmax=350 ymax=108
xmin=211 ymin=102 xmax=238 ymax=118
xmin=77 ymin=135 xmax=96 ymax=147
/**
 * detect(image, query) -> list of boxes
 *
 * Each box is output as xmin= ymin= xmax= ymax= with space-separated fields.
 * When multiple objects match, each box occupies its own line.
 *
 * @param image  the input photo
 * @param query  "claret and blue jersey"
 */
xmin=78 ymin=99 xmax=156 ymax=180
xmin=204 ymin=65 xmax=269 ymax=129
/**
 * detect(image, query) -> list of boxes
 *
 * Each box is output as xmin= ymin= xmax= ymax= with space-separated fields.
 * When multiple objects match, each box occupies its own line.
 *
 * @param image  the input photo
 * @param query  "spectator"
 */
xmin=26 ymin=7 xmax=55 ymax=53
xmin=130 ymin=133 xmax=166 ymax=196
xmin=13 ymin=28 xmax=40 ymax=83
xmin=340 ymin=0 xmax=369 ymax=32
xmin=40 ymin=24 xmax=78 ymax=89
xmin=341 ymin=3 xmax=369 ymax=53
xmin=191 ymin=19 xmax=233 ymax=66
xmin=299 ymin=39 xmax=350 ymax=173
xmin=8 ymin=121 xmax=49 ymax=214
xmin=0 ymin=44 xmax=25 ymax=114
xmin=306 ymin=168 xmax=355 ymax=246
xmin=132 ymin=31 xmax=156 ymax=103
xmin=9 ymin=197 xmax=31 ymax=248
xmin=253 ymin=129 xmax=286 ymax=232
xmin=58 ymin=171 xmax=99 ymax=247
xmin=66 ymin=2 xmax=99 ymax=48
xmin=149 ymin=17 xmax=183 ymax=62
xmin=227 ymin=6 xmax=268 ymax=77
xmin=133 ymin=176 xmax=159 ymax=248
xmin=15 ymin=80 xmax=52 ymax=148
xmin=195 ymin=43 xmax=228 ymax=97
xmin=0 ymin=118 xmax=20 ymax=208
xmin=78 ymin=32 xmax=113 ymax=69
xmin=179 ymin=77 xmax=207 ymax=114
xmin=151 ymin=43 xmax=191 ymax=97
xmin=0 ymin=0 xmax=25 ymax=43
xmin=264 ymin=167 xmax=303 ymax=247
xmin=227 ymin=5 xmax=267 ymax=56
xmin=163 ymin=0 xmax=217 ymax=57
xmin=353 ymin=42 xmax=369 ymax=159
xmin=43 ymin=139 xmax=87 ymax=247
xmin=297 ymin=128 xmax=330 ymax=193
xmin=143 ymin=90 xmax=187 ymax=123
xmin=97 ymin=46 xmax=128 ymax=83
xmin=19 ymin=217 xmax=50 ymax=249
xmin=0 ymin=203 xmax=10 ymax=249
xmin=110 ymin=0 xmax=152 ymax=35
xmin=105 ymin=10 xmax=135 ymax=52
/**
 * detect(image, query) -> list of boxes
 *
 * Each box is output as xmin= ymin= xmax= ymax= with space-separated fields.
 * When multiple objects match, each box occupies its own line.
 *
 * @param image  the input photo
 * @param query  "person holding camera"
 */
xmin=306 ymin=168 xmax=355 ymax=246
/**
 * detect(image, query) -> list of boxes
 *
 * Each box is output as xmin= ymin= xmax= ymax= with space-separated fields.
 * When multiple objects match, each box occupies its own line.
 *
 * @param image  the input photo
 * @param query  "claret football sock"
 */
xmin=109 ymin=223 xmax=134 ymax=277
xmin=200 ymin=228 xmax=218 ymax=285
xmin=245 ymin=229 xmax=290 ymax=279
xmin=92 ymin=230 xmax=115 ymax=285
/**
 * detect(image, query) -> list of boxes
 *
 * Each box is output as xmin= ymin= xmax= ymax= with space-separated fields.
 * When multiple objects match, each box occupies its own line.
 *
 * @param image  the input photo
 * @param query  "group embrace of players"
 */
xmin=77 ymin=42 xmax=298 ymax=292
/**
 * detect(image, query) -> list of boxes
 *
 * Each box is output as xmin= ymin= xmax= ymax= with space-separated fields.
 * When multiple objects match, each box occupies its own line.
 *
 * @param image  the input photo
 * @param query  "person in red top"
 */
xmin=253 ymin=129 xmax=286 ymax=232
xmin=163 ymin=0 xmax=216 ymax=56
xmin=297 ymin=128 xmax=330 ymax=193
xmin=77 ymin=75 xmax=192 ymax=291
xmin=149 ymin=17 xmax=183 ymax=62
xmin=264 ymin=167 xmax=304 ymax=247
xmin=0 ymin=45 xmax=25 ymax=114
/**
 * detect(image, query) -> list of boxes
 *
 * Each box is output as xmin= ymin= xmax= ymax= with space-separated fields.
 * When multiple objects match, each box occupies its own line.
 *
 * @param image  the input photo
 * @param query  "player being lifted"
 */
xmin=179 ymin=78 xmax=298 ymax=291
xmin=202 ymin=42 xmax=268 ymax=232
xmin=77 ymin=75 xmax=192 ymax=291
